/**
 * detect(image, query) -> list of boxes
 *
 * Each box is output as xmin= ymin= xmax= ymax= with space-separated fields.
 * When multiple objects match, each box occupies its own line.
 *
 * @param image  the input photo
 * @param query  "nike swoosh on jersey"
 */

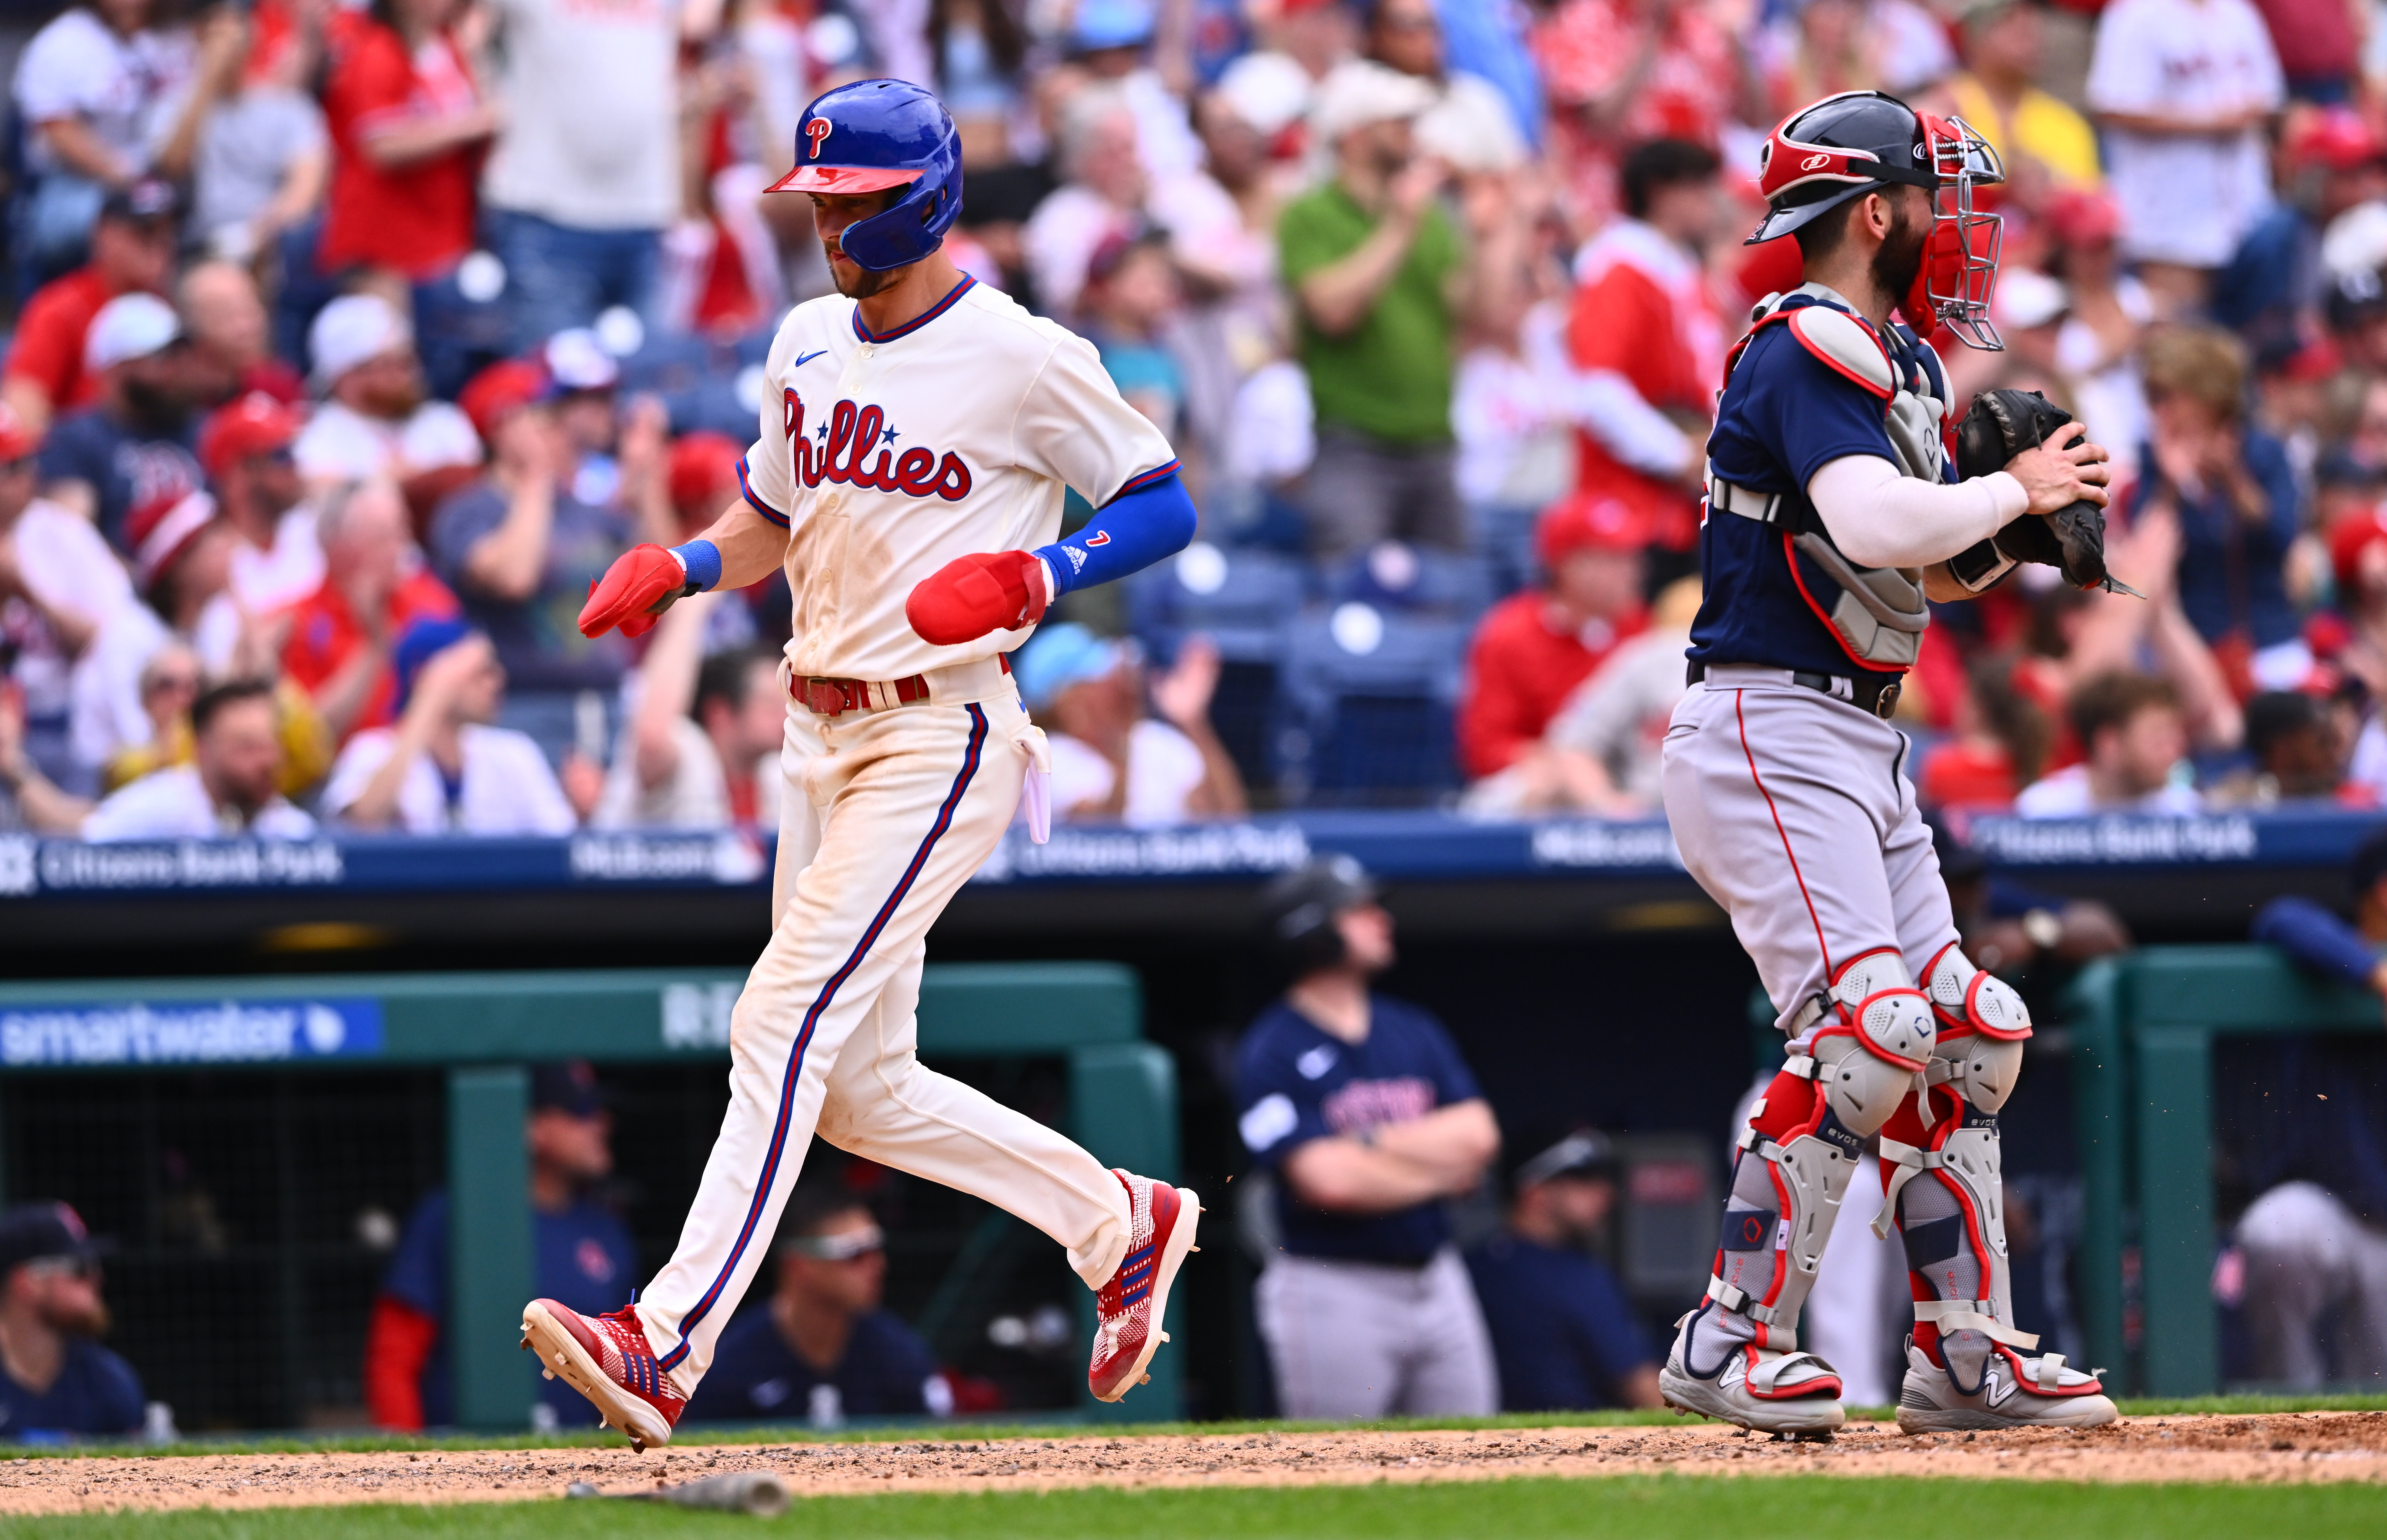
xmin=794 ymin=350 xmax=829 ymax=367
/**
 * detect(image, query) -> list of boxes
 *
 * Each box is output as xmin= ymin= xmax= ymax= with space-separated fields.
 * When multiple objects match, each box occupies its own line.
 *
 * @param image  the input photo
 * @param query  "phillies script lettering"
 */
xmin=783 ymin=389 xmax=972 ymax=502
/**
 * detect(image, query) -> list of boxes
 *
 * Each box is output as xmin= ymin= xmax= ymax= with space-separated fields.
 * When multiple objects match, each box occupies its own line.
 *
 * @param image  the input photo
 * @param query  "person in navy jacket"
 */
xmin=0 ymin=1202 xmax=145 ymax=1442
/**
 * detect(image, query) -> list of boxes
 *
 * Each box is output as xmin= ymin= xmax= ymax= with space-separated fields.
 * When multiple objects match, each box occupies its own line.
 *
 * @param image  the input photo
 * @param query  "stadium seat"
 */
xmin=1125 ymin=543 xmax=1312 ymax=796
xmin=1280 ymin=603 xmax=1467 ymax=805
xmin=1330 ymin=542 xmax=1497 ymax=623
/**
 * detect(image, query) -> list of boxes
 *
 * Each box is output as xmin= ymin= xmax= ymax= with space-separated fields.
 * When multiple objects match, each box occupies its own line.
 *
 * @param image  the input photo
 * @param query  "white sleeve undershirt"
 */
xmin=1571 ymin=370 xmax=1697 ymax=479
xmin=1806 ymin=455 xmax=2029 ymax=570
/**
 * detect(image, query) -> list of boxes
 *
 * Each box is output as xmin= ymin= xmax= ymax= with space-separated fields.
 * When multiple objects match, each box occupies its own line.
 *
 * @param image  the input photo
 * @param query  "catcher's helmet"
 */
xmin=767 ymin=79 xmax=963 ymax=272
xmin=1261 ymin=854 xmax=1379 ymax=975
xmin=1751 ymin=90 xmax=2008 ymax=349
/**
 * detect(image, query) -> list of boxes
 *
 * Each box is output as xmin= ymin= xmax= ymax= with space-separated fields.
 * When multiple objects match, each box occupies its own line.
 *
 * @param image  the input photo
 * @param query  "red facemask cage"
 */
xmin=1903 ymin=114 xmax=2007 ymax=350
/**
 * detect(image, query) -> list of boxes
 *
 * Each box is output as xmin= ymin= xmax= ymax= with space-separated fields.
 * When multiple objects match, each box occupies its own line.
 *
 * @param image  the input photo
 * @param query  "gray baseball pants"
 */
xmin=1255 ymin=1247 xmax=1499 ymax=1418
xmin=1661 ymin=667 xmax=1962 ymax=1028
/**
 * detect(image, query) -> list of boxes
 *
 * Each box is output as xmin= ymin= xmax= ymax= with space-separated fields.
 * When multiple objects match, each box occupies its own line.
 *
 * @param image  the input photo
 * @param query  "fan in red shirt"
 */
xmin=317 ymin=0 xmax=498 ymax=281
xmin=1562 ymin=138 xmax=1729 ymax=592
xmin=281 ymin=477 xmax=460 ymax=742
xmin=1458 ymin=496 xmax=1652 ymax=781
xmin=0 ymin=181 xmax=179 ymax=435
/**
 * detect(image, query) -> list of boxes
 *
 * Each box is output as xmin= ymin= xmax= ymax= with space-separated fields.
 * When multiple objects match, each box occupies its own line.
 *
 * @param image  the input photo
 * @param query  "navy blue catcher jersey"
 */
xmin=1688 ymin=291 xmax=1951 ymax=678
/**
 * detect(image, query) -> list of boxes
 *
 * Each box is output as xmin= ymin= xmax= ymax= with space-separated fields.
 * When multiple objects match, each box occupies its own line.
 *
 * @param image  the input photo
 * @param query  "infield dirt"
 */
xmin=0 ymin=1412 xmax=2382 ymax=1516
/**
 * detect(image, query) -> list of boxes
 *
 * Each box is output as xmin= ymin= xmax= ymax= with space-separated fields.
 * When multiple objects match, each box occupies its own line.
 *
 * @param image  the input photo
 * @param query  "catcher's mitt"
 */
xmin=1955 ymin=388 xmax=2140 ymax=597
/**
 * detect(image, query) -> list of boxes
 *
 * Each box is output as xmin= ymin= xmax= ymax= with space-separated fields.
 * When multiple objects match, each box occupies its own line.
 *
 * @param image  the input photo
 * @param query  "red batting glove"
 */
xmin=579 ymin=543 xmax=689 ymax=639
xmin=906 ymin=550 xmax=1049 ymax=646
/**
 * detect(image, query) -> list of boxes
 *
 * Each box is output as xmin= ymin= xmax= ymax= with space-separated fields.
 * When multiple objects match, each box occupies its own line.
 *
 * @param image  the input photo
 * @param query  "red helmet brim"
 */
xmin=766 ymin=164 xmax=927 ymax=194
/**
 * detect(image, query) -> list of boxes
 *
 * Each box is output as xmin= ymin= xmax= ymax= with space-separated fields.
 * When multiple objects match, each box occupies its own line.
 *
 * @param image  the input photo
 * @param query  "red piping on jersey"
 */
xmin=1735 ymin=689 xmax=1834 ymax=978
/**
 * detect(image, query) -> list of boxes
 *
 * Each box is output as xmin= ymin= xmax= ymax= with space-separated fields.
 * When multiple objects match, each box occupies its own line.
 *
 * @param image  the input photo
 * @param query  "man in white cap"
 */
xmin=1279 ymin=59 xmax=1488 ymax=564
xmin=34 ymin=290 xmax=203 ymax=550
xmin=291 ymin=294 xmax=481 ymax=492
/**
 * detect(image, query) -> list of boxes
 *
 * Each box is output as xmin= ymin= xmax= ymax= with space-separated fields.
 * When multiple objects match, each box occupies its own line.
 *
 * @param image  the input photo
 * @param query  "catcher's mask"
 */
xmin=1752 ymin=91 xmax=2007 ymax=351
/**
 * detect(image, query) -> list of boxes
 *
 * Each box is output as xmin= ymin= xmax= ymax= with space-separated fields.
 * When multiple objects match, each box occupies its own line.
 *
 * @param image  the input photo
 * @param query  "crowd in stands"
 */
xmin=7 ymin=0 xmax=2387 ymax=838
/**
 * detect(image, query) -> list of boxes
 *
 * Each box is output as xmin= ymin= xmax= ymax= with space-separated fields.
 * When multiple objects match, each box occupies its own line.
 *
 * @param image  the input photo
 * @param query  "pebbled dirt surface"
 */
xmin=0 ymin=1412 xmax=2382 ymax=1515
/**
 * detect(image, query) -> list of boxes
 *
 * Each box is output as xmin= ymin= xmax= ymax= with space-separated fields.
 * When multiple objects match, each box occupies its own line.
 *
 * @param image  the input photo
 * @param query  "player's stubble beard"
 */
xmin=826 ymin=239 xmax=898 ymax=301
xmin=1871 ymin=198 xmax=1929 ymax=314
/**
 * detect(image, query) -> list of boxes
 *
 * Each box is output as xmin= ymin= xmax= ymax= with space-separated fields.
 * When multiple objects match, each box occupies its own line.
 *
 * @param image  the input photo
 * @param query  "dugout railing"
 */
xmin=0 ymin=963 xmax=1180 ymax=1430
xmin=2065 ymin=944 xmax=2377 ymax=1397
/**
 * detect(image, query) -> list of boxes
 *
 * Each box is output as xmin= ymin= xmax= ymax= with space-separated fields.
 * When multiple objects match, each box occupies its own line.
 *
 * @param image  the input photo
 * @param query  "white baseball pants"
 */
xmin=635 ymin=677 xmax=1132 ymax=1393
xmin=1662 ymin=668 xmax=1962 ymax=1027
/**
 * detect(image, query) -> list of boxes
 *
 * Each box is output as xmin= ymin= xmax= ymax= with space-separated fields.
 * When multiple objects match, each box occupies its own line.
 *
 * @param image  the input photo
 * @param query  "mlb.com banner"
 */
xmin=0 ymin=998 xmax=385 ymax=1068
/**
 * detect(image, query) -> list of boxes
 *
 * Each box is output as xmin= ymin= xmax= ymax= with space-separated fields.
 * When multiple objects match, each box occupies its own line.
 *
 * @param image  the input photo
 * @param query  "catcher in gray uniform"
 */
xmin=1658 ymin=91 xmax=2127 ymax=1437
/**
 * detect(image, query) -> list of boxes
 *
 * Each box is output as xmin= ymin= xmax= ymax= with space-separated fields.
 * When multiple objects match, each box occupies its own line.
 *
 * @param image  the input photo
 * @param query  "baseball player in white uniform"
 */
xmin=1658 ymin=93 xmax=2122 ymax=1436
xmin=519 ymin=80 xmax=1201 ymax=1449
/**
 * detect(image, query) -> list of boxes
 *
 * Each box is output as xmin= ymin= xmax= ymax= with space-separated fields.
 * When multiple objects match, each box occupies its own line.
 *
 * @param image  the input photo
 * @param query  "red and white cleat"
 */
xmin=519 ymin=1299 xmax=686 ymax=1450
xmin=1088 ymin=1170 xmax=1201 ymax=1403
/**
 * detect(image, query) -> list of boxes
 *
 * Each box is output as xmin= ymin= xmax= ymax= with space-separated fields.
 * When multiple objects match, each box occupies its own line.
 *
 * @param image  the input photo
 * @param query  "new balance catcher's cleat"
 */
xmin=520 ymin=1299 xmax=686 ymax=1450
xmin=1088 ymin=1169 xmax=1199 ymax=1403
xmin=1660 ymin=1309 xmax=1845 ymax=1434
xmin=1894 ymin=1336 xmax=2116 ymax=1433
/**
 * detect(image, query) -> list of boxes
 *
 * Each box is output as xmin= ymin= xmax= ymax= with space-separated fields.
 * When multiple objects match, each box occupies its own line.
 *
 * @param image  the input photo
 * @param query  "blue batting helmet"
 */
xmin=767 ymin=79 xmax=963 ymax=273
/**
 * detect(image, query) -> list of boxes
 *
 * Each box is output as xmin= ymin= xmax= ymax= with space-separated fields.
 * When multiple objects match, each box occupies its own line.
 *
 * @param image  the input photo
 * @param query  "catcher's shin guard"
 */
xmin=1665 ymin=951 xmax=1935 ymax=1430
xmin=1878 ymin=949 xmax=2115 ymax=1430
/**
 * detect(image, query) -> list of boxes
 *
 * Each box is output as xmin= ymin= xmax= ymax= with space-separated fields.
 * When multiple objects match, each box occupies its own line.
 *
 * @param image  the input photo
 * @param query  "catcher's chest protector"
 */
xmin=1719 ymin=292 xmax=1945 ymax=668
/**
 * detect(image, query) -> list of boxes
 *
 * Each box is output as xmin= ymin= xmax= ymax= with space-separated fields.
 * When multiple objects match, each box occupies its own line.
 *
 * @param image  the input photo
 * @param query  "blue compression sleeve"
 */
xmin=2251 ymin=895 xmax=2382 ymax=988
xmin=671 ymin=539 xmax=722 ymax=593
xmin=1033 ymin=467 xmax=1196 ymax=598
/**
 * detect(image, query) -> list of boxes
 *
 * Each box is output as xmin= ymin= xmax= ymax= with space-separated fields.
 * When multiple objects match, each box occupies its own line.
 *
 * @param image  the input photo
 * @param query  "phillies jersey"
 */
xmin=737 ymin=274 xmax=1178 ymax=681
xmin=1688 ymin=290 xmax=1948 ymax=678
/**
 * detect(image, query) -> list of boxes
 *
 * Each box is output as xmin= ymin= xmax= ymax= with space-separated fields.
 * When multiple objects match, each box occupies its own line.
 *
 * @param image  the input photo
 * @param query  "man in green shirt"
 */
xmin=1278 ymin=60 xmax=1484 ymax=565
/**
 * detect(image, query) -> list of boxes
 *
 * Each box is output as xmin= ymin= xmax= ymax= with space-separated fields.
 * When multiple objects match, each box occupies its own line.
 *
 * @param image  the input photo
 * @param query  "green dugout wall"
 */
xmin=0 ymin=963 xmax=1180 ymax=1430
xmin=2066 ymin=945 xmax=2376 ymax=1396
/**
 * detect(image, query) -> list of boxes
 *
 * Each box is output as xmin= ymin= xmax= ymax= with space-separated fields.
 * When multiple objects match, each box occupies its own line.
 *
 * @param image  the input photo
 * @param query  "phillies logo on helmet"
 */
xmin=806 ymin=118 xmax=833 ymax=159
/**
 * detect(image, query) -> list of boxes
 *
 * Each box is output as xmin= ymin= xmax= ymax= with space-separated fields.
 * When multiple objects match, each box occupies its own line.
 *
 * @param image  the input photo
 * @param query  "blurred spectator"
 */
xmin=166 ymin=3 xmax=329 ymax=264
xmin=2 ymin=180 xmax=178 ymax=436
xmin=2086 ymin=0 xmax=2284 ymax=318
xmin=1236 ymin=856 xmax=1501 ymax=1418
xmin=201 ymin=393 xmax=321 ymax=616
xmin=1464 ymin=1129 xmax=1662 ymax=1412
xmin=479 ymin=0 xmax=695 ymax=348
xmin=1532 ymin=0 xmax=1752 ymax=232
xmin=281 ymin=478 xmax=461 ymax=741
xmin=2217 ymin=109 xmax=2386 ymax=348
xmin=1024 ymin=85 xmax=1150 ymax=323
xmin=1462 ymin=572 xmax=1694 ymax=815
xmin=0 ymin=677 xmax=95 ymax=832
xmin=367 ymin=1062 xmax=633 ymax=1431
xmin=9 ymin=0 xmax=184 ymax=282
xmin=1079 ymin=230 xmax=1188 ymax=438
xmin=1014 ymin=623 xmax=1247 ymax=826
xmin=2209 ymin=690 xmax=2359 ymax=806
xmin=1559 ymin=137 xmax=1725 ymax=587
xmin=1920 ymin=653 xmax=2052 ymax=808
xmin=1066 ymin=0 xmax=1204 ymax=185
xmin=2039 ymin=189 xmax=2152 ymax=458
xmin=36 ymin=291 xmax=204 ymax=549
xmin=595 ymin=598 xmax=782 ymax=830
xmin=2248 ymin=0 xmax=2364 ymax=104
xmin=429 ymin=366 xmax=634 ymax=697
xmin=931 ymin=0 xmax=1029 ymax=168
xmin=1359 ymin=0 xmax=1525 ymax=175
xmin=323 ymin=623 xmax=576 ymax=834
xmin=1938 ymin=0 xmax=2100 ymax=194
xmin=0 ymin=404 xmax=126 ymax=792
xmin=82 ymin=678 xmax=317 ymax=840
xmin=1282 ymin=61 xmax=1475 ymax=562
xmin=1456 ymin=498 xmax=1649 ymax=785
xmin=682 ymin=1187 xmax=955 ymax=1425
xmin=2136 ymin=326 xmax=2307 ymax=692
xmin=0 ymin=1202 xmax=145 ymax=1441
xmin=318 ymin=0 xmax=501 ymax=284
xmin=2014 ymin=670 xmax=2201 ymax=815
xmin=180 ymin=262 xmax=305 ymax=411
xmin=292 ymin=295 xmax=482 ymax=489
xmin=538 ymin=329 xmax=672 ymax=542
xmin=96 ymin=640 xmax=198 ymax=796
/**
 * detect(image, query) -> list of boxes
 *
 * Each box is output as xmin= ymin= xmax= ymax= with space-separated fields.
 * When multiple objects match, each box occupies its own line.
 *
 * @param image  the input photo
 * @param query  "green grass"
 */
xmin=3 ymin=1476 xmax=2383 ymax=1540
xmin=6 ymin=1393 xmax=2380 ymax=1462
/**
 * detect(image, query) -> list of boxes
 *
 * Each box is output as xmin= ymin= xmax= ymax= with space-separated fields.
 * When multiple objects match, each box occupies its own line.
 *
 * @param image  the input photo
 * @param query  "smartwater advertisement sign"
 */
xmin=0 ymin=998 xmax=385 ymax=1067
